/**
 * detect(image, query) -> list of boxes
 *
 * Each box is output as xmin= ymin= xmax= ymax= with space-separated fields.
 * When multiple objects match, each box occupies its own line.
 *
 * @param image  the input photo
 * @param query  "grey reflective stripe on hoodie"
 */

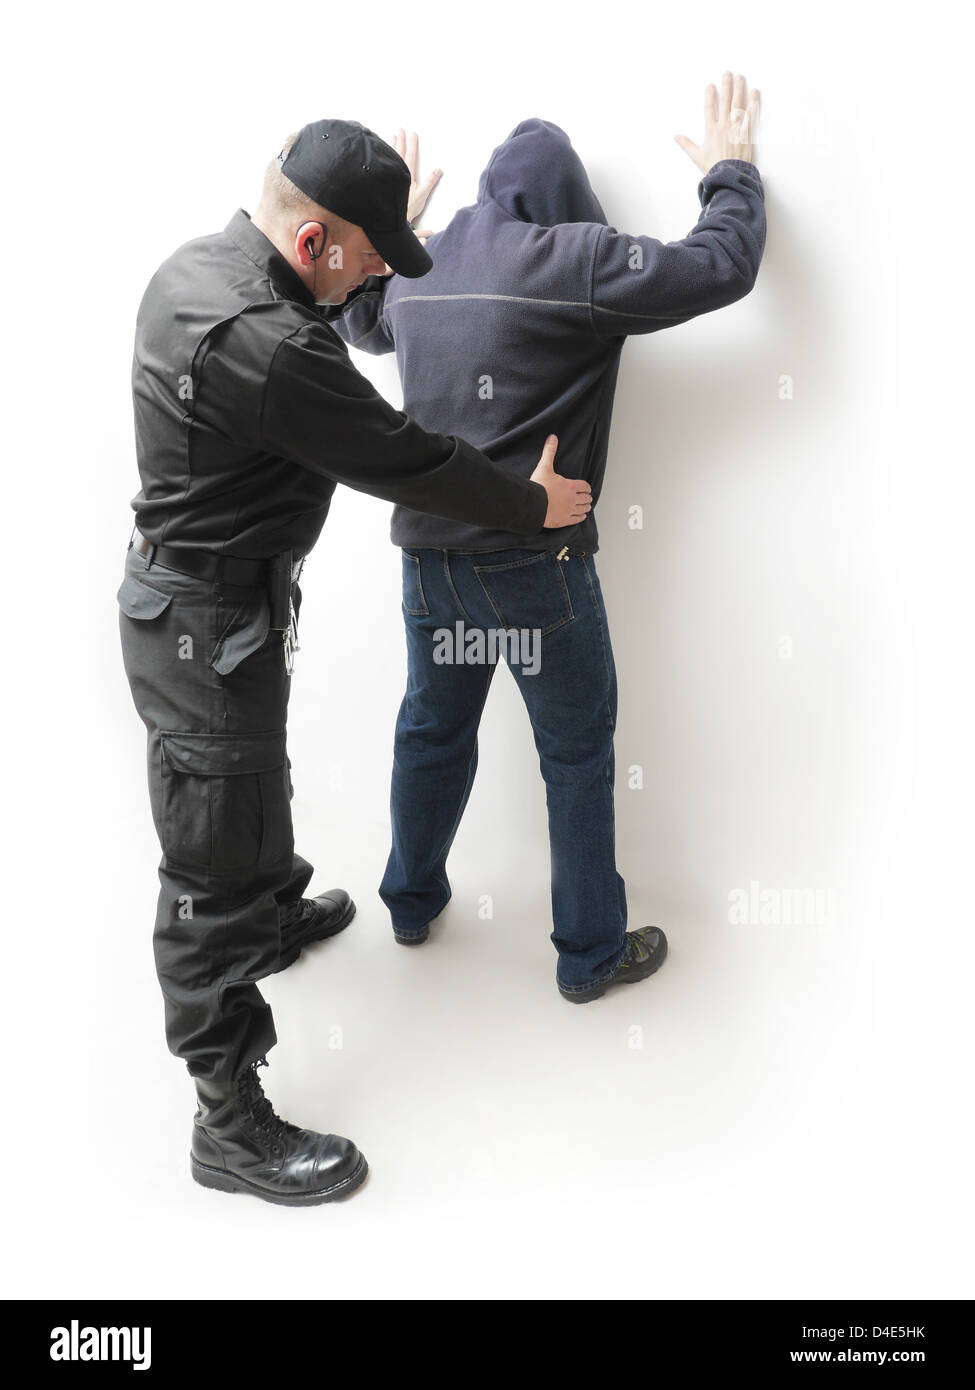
xmin=329 ymin=117 xmax=766 ymax=556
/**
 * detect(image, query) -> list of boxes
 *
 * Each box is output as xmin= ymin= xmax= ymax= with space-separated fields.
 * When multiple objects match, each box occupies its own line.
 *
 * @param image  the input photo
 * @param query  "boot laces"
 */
xmin=279 ymin=898 xmax=314 ymax=934
xmin=235 ymin=1058 xmax=292 ymax=1146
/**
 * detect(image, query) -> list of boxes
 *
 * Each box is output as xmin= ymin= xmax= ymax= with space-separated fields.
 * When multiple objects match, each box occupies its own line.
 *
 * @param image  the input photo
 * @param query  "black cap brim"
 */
xmin=367 ymin=226 xmax=432 ymax=278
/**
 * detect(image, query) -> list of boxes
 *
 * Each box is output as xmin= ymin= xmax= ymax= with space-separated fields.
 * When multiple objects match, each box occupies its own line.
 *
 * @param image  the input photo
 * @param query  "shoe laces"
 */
xmin=624 ymin=928 xmax=655 ymax=965
xmin=279 ymin=898 xmax=313 ymax=935
xmin=235 ymin=1058 xmax=292 ymax=1147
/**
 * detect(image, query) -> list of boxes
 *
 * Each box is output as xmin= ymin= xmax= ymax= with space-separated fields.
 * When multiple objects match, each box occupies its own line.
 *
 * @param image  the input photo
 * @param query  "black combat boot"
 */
xmin=276 ymin=889 xmax=356 ymax=972
xmin=190 ymin=1058 xmax=367 ymax=1205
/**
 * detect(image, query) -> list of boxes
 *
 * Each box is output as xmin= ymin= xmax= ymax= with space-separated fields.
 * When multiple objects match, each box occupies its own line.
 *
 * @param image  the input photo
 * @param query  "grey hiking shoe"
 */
xmin=559 ymin=926 xmax=668 ymax=1003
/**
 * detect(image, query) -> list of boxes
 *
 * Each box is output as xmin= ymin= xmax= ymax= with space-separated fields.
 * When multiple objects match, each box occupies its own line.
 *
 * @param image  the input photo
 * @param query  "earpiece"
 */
xmin=300 ymin=221 xmax=327 ymax=262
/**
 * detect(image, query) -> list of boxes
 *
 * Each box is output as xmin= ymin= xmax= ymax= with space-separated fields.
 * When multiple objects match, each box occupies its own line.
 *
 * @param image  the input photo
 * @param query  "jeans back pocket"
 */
xmin=473 ymin=552 xmax=573 ymax=636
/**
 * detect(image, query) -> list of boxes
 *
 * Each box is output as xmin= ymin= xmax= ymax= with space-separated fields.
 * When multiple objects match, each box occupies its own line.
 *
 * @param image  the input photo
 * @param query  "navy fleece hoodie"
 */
xmin=330 ymin=118 xmax=766 ymax=555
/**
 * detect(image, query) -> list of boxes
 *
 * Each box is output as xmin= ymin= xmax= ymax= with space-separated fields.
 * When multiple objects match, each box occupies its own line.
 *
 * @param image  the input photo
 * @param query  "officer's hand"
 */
xmin=531 ymin=436 xmax=593 ymax=528
xmin=674 ymin=72 xmax=760 ymax=173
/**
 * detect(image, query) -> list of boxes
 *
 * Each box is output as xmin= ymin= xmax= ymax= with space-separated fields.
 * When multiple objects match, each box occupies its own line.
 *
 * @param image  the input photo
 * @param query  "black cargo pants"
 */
xmin=118 ymin=543 xmax=312 ymax=1083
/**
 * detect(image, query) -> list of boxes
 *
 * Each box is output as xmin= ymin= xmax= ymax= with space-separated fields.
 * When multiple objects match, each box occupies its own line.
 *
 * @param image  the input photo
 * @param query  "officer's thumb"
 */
xmin=530 ymin=435 xmax=559 ymax=483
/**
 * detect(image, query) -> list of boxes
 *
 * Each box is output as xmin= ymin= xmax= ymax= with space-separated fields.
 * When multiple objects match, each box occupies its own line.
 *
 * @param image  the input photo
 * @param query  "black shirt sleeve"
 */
xmin=326 ymin=276 xmax=395 ymax=355
xmin=226 ymin=309 xmax=548 ymax=536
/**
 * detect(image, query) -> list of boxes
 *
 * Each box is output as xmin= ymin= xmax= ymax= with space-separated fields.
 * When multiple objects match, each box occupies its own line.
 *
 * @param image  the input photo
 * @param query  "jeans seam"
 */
xmin=581 ymin=556 xmax=616 ymax=742
xmin=558 ymin=940 xmax=628 ymax=991
xmin=442 ymin=550 xmax=473 ymax=623
xmin=429 ymin=668 xmax=495 ymax=868
xmin=582 ymin=556 xmax=613 ymax=692
xmin=473 ymin=553 xmax=550 ymax=574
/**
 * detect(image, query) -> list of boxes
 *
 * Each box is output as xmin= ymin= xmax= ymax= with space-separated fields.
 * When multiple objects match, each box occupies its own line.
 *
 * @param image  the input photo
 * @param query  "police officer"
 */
xmin=119 ymin=119 xmax=592 ymax=1207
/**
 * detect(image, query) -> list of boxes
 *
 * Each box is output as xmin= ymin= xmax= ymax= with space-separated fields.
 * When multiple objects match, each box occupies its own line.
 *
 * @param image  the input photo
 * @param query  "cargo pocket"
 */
xmin=402 ymin=551 xmax=429 ymax=616
xmin=159 ymin=729 xmax=293 ymax=877
xmin=117 ymin=573 xmax=174 ymax=620
xmin=473 ymin=552 xmax=573 ymax=636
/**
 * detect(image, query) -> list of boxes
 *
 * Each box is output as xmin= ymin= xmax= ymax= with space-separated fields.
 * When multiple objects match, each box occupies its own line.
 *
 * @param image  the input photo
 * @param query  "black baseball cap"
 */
xmin=279 ymin=119 xmax=432 ymax=279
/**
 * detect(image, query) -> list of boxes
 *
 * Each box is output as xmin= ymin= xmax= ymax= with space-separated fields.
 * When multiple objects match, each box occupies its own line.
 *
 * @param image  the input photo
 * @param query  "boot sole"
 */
xmin=190 ymin=1151 xmax=368 ymax=1206
xmin=560 ymin=937 xmax=668 ymax=1004
xmin=276 ymin=901 xmax=357 ymax=972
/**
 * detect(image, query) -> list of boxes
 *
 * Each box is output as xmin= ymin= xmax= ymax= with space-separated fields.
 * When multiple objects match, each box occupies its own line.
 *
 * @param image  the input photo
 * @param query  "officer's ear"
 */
xmin=295 ymin=221 xmax=327 ymax=266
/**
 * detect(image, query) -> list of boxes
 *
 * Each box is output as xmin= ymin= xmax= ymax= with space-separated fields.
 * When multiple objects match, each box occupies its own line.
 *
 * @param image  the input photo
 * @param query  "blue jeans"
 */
xmin=380 ymin=548 xmax=628 ymax=991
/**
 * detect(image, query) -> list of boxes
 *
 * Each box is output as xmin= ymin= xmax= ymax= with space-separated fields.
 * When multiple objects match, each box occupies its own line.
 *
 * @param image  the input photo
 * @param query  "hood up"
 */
xmin=475 ymin=118 xmax=607 ymax=227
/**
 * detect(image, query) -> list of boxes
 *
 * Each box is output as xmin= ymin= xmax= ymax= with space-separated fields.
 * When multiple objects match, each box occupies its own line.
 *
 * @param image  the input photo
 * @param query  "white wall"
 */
xmin=4 ymin=0 xmax=971 ymax=1299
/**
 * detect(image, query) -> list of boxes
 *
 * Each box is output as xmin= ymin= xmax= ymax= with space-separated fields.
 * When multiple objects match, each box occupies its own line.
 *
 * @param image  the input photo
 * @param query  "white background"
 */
xmin=3 ymin=0 xmax=972 ymax=1300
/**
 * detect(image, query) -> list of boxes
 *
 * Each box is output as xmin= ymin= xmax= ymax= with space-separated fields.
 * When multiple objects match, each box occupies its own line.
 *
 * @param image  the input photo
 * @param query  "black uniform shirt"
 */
xmin=130 ymin=210 xmax=548 ymax=558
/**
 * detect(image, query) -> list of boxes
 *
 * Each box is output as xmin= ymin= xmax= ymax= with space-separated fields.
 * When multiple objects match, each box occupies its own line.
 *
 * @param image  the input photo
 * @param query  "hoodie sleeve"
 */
xmin=328 ymin=275 xmax=396 ymax=355
xmin=590 ymin=159 xmax=766 ymax=337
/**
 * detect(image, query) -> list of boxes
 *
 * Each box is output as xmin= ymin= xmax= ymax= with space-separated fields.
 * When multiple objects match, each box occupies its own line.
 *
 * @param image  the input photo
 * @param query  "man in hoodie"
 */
xmin=331 ymin=76 xmax=765 ymax=1002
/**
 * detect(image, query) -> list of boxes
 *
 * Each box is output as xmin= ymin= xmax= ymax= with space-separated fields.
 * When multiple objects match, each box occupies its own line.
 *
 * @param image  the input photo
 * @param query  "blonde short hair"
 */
xmin=260 ymin=132 xmax=352 ymax=236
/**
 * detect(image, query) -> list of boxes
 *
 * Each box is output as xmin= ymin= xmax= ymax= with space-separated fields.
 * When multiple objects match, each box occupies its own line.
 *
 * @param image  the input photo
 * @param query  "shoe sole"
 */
xmin=393 ymin=891 xmax=451 ymax=946
xmin=559 ymin=936 xmax=668 ymax=1004
xmin=190 ymin=1151 xmax=369 ymax=1206
xmin=394 ymin=925 xmax=429 ymax=946
xmin=276 ymin=900 xmax=357 ymax=972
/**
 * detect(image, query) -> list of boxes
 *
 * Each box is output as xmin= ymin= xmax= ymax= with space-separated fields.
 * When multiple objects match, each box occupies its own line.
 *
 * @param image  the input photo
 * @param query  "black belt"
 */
xmin=131 ymin=530 xmax=273 ymax=588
